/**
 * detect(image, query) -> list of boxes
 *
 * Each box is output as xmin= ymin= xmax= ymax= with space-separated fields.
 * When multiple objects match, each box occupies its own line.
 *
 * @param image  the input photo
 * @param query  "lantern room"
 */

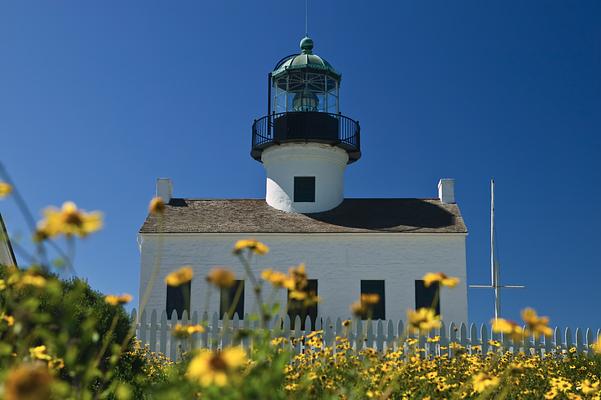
xmin=251 ymin=37 xmax=361 ymax=164
xmin=271 ymin=37 xmax=340 ymax=114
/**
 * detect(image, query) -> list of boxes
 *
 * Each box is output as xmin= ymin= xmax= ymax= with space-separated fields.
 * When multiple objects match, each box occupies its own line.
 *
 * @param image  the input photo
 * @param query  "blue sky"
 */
xmin=1 ymin=1 xmax=600 ymax=328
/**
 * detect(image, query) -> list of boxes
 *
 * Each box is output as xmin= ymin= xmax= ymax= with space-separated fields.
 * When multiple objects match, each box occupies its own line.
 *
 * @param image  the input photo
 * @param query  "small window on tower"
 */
xmin=294 ymin=177 xmax=315 ymax=202
xmin=166 ymin=281 xmax=191 ymax=320
xmin=220 ymin=280 xmax=245 ymax=320
xmin=415 ymin=280 xmax=440 ymax=315
xmin=360 ymin=280 xmax=386 ymax=320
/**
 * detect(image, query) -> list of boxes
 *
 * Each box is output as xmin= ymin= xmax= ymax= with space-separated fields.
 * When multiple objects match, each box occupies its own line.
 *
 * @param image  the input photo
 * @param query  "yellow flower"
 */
xmin=491 ymin=318 xmax=524 ymax=342
xmin=305 ymin=330 xmax=323 ymax=340
xmin=2 ymin=314 xmax=15 ymax=326
xmin=488 ymin=339 xmax=501 ymax=347
xmin=350 ymin=301 xmax=367 ymax=318
xmin=551 ymin=377 xmax=573 ymax=392
xmin=165 ymin=266 xmax=193 ymax=286
xmin=407 ymin=308 xmax=441 ymax=332
xmin=172 ymin=324 xmax=205 ymax=338
xmin=148 ymin=196 xmax=166 ymax=214
xmin=4 ymin=363 xmax=52 ymax=400
xmin=206 ymin=267 xmax=235 ymax=288
xmin=49 ymin=358 xmax=65 ymax=370
xmin=0 ymin=279 xmax=6 ymax=290
xmin=360 ymin=293 xmax=380 ymax=305
xmin=0 ymin=182 xmax=13 ymax=198
xmin=472 ymin=372 xmax=500 ymax=393
xmin=104 ymin=293 xmax=133 ymax=306
xmin=233 ymin=239 xmax=269 ymax=255
xmin=29 ymin=345 xmax=52 ymax=361
xmin=186 ymin=347 xmax=247 ymax=387
xmin=427 ymin=336 xmax=440 ymax=343
xmin=544 ymin=388 xmax=559 ymax=399
xmin=289 ymin=290 xmax=307 ymax=300
xmin=38 ymin=201 xmax=103 ymax=238
xmin=422 ymin=272 xmax=460 ymax=288
xmin=521 ymin=308 xmax=553 ymax=338
xmin=580 ymin=379 xmax=600 ymax=395
xmin=261 ymin=269 xmax=295 ymax=289
xmin=20 ymin=273 xmax=47 ymax=288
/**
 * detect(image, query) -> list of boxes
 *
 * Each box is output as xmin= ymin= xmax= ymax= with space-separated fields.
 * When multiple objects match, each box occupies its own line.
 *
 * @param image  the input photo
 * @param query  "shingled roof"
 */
xmin=139 ymin=198 xmax=467 ymax=234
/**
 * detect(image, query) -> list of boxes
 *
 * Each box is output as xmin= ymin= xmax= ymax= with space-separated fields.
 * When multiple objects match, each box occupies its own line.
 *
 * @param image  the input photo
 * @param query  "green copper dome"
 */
xmin=272 ymin=36 xmax=341 ymax=80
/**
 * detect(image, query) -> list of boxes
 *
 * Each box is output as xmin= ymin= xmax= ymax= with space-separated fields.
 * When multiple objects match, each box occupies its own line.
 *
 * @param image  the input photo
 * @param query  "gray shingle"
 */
xmin=139 ymin=198 xmax=467 ymax=234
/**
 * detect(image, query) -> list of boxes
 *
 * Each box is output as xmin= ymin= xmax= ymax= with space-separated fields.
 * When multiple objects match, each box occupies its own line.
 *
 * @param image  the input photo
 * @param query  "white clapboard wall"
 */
xmin=130 ymin=309 xmax=601 ymax=362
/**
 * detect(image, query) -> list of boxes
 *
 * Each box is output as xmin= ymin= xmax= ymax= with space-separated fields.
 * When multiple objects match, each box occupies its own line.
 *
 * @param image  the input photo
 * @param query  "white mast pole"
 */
xmin=470 ymin=179 xmax=524 ymax=318
xmin=491 ymin=179 xmax=500 ymax=320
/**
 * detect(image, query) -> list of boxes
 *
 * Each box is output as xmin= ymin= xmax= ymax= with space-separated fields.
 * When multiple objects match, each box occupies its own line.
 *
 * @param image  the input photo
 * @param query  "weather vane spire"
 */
xmin=305 ymin=0 xmax=309 ymax=37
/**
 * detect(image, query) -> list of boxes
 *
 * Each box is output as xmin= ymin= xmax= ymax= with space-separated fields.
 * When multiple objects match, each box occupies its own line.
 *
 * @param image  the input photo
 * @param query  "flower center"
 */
xmin=209 ymin=354 xmax=228 ymax=372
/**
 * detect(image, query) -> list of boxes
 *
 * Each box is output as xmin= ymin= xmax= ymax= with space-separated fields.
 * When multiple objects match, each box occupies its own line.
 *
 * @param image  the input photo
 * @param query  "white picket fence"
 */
xmin=131 ymin=309 xmax=601 ymax=361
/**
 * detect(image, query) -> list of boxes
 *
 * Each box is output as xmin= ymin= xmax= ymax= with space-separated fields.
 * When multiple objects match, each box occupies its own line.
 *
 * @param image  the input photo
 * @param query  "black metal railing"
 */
xmin=251 ymin=112 xmax=361 ymax=163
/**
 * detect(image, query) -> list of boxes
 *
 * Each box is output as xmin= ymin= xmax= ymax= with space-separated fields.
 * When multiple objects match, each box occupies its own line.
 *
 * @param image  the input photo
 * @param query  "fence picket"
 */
xmin=282 ymin=315 xmax=291 ymax=340
xmin=149 ymin=310 xmax=157 ymax=353
xmin=459 ymin=323 xmax=468 ymax=350
xmin=469 ymin=323 xmax=478 ymax=355
xmin=210 ymin=313 xmax=219 ymax=351
xmin=575 ymin=328 xmax=583 ymax=354
xmin=448 ymin=322 xmax=457 ymax=358
xmin=201 ymin=312 xmax=209 ymax=349
xmin=191 ymin=311 xmax=199 ymax=349
xmin=586 ymin=328 xmax=594 ymax=357
xmin=139 ymin=311 xmax=147 ymax=346
xmin=386 ymin=320 xmax=395 ymax=352
xmin=232 ymin=313 xmax=240 ymax=346
xmin=480 ymin=324 xmax=489 ymax=354
xmin=565 ymin=327 xmax=573 ymax=352
xmin=294 ymin=316 xmax=302 ymax=353
xmin=366 ymin=321 xmax=375 ymax=349
xmin=376 ymin=320 xmax=384 ymax=353
xmin=439 ymin=321 xmax=448 ymax=358
xmin=160 ymin=310 xmax=168 ymax=355
xmin=554 ymin=327 xmax=562 ymax=353
xmin=323 ymin=318 xmax=334 ymax=348
xmin=169 ymin=310 xmax=178 ymax=360
xmin=305 ymin=315 xmax=313 ymax=335
xmin=355 ymin=319 xmax=364 ymax=351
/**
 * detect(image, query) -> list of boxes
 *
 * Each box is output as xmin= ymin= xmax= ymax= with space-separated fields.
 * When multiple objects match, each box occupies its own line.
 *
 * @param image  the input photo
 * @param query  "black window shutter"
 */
xmin=166 ymin=281 xmax=191 ymax=319
xmin=415 ymin=280 xmax=440 ymax=315
xmin=360 ymin=280 xmax=386 ymax=320
xmin=220 ymin=280 xmax=245 ymax=319
xmin=294 ymin=177 xmax=316 ymax=202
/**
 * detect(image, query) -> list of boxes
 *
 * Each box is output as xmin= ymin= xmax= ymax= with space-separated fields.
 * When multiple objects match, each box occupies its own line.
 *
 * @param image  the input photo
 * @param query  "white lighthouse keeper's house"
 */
xmin=138 ymin=37 xmax=468 ymax=325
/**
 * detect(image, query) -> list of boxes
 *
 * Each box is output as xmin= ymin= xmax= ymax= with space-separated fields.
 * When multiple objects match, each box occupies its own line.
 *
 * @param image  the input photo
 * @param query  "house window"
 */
xmin=220 ymin=280 xmax=245 ymax=319
xmin=166 ymin=281 xmax=191 ymax=319
xmin=294 ymin=176 xmax=315 ymax=202
xmin=415 ymin=280 xmax=440 ymax=315
xmin=287 ymin=279 xmax=318 ymax=330
xmin=360 ymin=280 xmax=385 ymax=320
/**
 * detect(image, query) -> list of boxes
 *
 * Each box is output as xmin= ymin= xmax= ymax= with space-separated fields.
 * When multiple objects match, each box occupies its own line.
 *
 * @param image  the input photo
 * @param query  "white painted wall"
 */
xmin=138 ymin=233 xmax=468 ymax=324
xmin=261 ymin=143 xmax=348 ymax=213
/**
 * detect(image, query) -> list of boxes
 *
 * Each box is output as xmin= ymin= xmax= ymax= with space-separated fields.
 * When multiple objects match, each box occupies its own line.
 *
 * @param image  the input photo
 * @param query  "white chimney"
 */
xmin=156 ymin=178 xmax=173 ymax=203
xmin=438 ymin=178 xmax=455 ymax=204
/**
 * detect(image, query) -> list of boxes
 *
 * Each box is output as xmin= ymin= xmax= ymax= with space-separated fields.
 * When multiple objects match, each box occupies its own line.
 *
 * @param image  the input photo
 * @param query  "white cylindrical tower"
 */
xmin=262 ymin=143 xmax=348 ymax=213
xmin=251 ymin=37 xmax=361 ymax=213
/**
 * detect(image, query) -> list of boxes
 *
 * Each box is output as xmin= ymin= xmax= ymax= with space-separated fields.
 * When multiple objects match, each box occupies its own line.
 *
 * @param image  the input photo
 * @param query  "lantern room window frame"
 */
xmin=272 ymin=71 xmax=339 ymax=115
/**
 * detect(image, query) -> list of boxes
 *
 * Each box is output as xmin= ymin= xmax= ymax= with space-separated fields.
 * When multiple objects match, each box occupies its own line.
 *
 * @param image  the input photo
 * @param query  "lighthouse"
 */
xmin=251 ymin=37 xmax=360 ymax=213
xmin=139 ymin=35 xmax=469 ymax=327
